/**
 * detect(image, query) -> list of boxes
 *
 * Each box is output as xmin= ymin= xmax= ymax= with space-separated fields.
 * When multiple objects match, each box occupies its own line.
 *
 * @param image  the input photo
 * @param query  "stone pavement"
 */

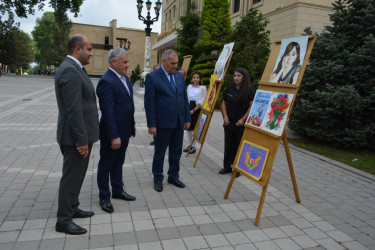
xmin=0 ymin=75 xmax=374 ymax=250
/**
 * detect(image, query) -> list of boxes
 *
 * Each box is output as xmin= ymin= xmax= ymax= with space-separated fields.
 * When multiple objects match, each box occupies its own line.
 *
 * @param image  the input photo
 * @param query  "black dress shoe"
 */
xmin=218 ymin=168 xmax=232 ymax=174
xmin=183 ymin=146 xmax=190 ymax=153
xmin=189 ymin=147 xmax=196 ymax=154
xmin=150 ymin=140 xmax=155 ymax=145
xmin=112 ymin=192 xmax=136 ymax=201
xmin=73 ymin=209 xmax=94 ymax=218
xmin=55 ymin=221 xmax=87 ymax=235
xmin=154 ymin=182 xmax=163 ymax=192
xmin=167 ymin=178 xmax=185 ymax=188
xmin=99 ymin=200 xmax=114 ymax=213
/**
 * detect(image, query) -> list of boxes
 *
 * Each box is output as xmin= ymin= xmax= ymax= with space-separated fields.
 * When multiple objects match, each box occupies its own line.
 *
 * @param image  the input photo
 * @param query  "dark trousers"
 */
xmin=152 ymin=126 xmax=184 ymax=184
xmin=97 ymin=139 xmax=129 ymax=200
xmin=57 ymin=144 xmax=92 ymax=225
xmin=223 ymin=127 xmax=244 ymax=170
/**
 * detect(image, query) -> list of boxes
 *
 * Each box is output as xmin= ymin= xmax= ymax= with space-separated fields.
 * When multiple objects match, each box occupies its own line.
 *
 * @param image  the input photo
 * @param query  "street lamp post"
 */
xmin=137 ymin=0 xmax=162 ymax=87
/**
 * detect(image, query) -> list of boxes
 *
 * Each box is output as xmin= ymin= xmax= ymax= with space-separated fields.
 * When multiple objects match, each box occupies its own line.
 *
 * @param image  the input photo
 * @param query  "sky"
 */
xmin=8 ymin=0 xmax=162 ymax=36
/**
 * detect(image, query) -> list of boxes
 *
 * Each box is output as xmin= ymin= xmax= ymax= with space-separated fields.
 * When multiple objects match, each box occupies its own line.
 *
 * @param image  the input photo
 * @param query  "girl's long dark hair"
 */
xmin=234 ymin=67 xmax=251 ymax=108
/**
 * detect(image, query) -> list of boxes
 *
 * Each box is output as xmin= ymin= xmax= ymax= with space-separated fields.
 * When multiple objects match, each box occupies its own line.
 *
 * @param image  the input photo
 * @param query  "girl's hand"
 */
xmin=224 ymin=116 xmax=229 ymax=125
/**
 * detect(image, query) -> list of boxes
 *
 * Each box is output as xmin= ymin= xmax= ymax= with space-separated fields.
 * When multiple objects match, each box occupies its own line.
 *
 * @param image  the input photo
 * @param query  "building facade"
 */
xmin=71 ymin=19 xmax=158 ymax=77
xmin=153 ymin=0 xmax=334 ymax=51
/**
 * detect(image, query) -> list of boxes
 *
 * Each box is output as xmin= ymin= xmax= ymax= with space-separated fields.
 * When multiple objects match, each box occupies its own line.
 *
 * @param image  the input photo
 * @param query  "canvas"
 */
xmin=214 ymin=42 xmax=234 ymax=81
xmin=203 ymin=74 xmax=218 ymax=112
xmin=234 ymin=140 xmax=269 ymax=181
xmin=194 ymin=113 xmax=208 ymax=140
xmin=269 ymin=36 xmax=308 ymax=84
xmin=260 ymin=92 xmax=294 ymax=136
xmin=246 ymin=90 xmax=273 ymax=128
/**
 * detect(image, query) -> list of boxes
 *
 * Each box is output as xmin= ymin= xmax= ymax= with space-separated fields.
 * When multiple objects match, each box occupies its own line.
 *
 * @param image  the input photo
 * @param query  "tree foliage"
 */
xmin=175 ymin=3 xmax=200 ymax=83
xmin=194 ymin=0 xmax=231 ymax=55
xmin=224 ymin=7 xmax=271 ymax=91
xmin=0 ymin=13 xmax=34 ymax=69
xmin=289 ymin=0 xmax=375 ymax=149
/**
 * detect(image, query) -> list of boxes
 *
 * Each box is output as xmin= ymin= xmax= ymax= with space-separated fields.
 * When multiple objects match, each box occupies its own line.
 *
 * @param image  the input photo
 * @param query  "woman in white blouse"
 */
xmin=183 ymin=71 xmax=207 ymax=154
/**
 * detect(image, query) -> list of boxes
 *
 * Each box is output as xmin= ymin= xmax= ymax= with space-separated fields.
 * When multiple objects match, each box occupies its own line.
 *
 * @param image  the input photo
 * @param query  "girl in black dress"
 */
xmin=220 ymin=68 xmax=254 ymax=175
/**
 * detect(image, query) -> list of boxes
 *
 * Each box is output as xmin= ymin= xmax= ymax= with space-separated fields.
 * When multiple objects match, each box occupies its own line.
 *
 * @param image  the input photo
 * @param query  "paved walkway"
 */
xmin=0 ymin=75 xmax=374 ymax=250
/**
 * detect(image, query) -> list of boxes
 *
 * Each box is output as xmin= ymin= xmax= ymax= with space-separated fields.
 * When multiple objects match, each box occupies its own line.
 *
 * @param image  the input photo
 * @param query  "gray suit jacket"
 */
xmin=55 ymin=57 xmax=99 ymax=146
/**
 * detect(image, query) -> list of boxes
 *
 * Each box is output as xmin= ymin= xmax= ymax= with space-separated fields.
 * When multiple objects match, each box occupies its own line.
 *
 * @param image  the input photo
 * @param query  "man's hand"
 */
xmin=148 ymin=127 xmax=157 ymax=136
xmin=132 ymin=125 xmax=136 ymax=137
xmin=184 ymin=122 xmax=190 ymax=130
xmin=111 ymin=137 xmax=121 ymax=150
xmin=77 ymin=144 xmax=89 ymax=158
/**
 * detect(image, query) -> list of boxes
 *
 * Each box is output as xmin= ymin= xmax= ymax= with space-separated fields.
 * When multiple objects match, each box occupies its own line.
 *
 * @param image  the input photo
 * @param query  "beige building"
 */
xmin=71 ymin=20 xmax=158 ymax=77
xmin=153 ymin=0 xmax=334 ymax=51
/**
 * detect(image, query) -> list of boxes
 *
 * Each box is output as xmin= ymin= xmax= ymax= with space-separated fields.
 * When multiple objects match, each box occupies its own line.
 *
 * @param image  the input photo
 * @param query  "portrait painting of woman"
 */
xmin=269 ymin=36 xmax=308 ymax=84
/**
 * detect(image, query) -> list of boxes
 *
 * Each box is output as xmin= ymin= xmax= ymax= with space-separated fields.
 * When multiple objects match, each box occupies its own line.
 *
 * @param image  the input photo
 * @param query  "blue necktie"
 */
xmin=169 ymin=73 xmax=177 ymax=93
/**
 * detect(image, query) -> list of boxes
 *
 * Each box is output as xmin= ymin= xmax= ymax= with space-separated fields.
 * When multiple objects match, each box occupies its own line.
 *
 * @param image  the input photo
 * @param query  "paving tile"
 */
xmin=150 ymin=209 xmax=170 ymax=219
xmin=292 ymin=235 xmax=319 ymax=248
xmin=183 ymin=235 xmax=209 ymax=249
xmin=316 ymin=238 xmax=345 ymax=250
xmin=12 ymin=240 xmax=40 ymax=250
xmin=135 ymin=229 xmax=159 ymax=243
xmin=0 ymin=220 xmax=25 ymax=231
xmin=326 ymin=230 xmax=353 ymax=243
xmin=156 ymin=227 xmax=180 ymax=240
xmin=154 ymin=217 xmax=175 ymax=229
xmin=23 ymin=219 xmax=48 ymax=230
xmin=172 ymin=216 xmax=194 ymax=226
xmin=279 ymin=225 xmax=304 ymax=237
xmin=204 ymin=234 xmax=230 ymax=248
xmin=111 ymin=212 xmax=131 ymax=222
xmin=131 ymin=210 xmax=151 ymax=221
xmin=262 ymin=227 xmax=288 ymax=239
xmin=114 ymin=244 xmax=138 ymax=250
xmin=89 ymin=234 xmax=114 ymax=249
xmin=225 ymin=232 xmax=250 ymax=245
xmin=273 ymin=238 xmax=301 ymax=250
xmin=253 ymin=240 xmax=280 ymax=250
xmin=112 ymin=221 xmax=134 ymax=233
xmin=177 ymin=225 xmax=201 ymax=237
xmin=42 ymin=227 xmax=66 ymax=240
xmin=113 ymin=232 xmax=137 ymax=246
xmin=342 ymin=241 xmax=368 ymax=250
xmin=243 ymin=229 xmax=270 ymax=242
xmin=18 ymin=229 xmax=44 ymax=241
xmin=162 ymin=238 xmax=187 ymax=250
xmin=138 ymin=241 xmax=163 ymax=250
xmin=168 ymin=207 xmax=188 ymax=216
xmin=133 ymin=219 xmax=154 ymax=231
xmin=90 ymin=223 xmax=112 ymax=236
xmin=191 ymin=214 xmax=213 ymax=225
xmin=39 ymin=238 xmax=65 ymax=250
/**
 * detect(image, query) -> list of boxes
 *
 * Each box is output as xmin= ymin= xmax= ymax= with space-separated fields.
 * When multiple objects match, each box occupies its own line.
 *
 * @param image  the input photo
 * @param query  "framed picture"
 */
xmin=245 ymin=90 xmax=272 ymax=128
xmin=214 ymin=42 xmax=234 ymax=81
xmin=269 ymin=36 xmax=308 ymax=84
xmin=260 ymin=92 xmax=294 ymax=136
xmin=203 ymin=74 xmax=218 ymax=112
xmin=234 ymin=140 xmax=269 ymax=181
xmin=193 ymin=111 xmax=209 ymax=142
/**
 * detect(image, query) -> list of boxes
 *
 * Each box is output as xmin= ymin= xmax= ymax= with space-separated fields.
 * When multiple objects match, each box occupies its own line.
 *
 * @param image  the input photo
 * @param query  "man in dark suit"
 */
xmin=145 ymin=50 xmax=191 ymax=192
xmin=96 ymin=48 xmax=136 ymax=213
xmin=54 ymin=34 xmax=99 ymax=235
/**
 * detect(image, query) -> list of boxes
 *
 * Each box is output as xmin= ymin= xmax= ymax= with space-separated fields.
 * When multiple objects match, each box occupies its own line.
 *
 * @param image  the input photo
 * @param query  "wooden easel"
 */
xmin=224 ymin=35 xmax=316 ymax=226
xmin=186 ymin=52 xmax=234 ymax=168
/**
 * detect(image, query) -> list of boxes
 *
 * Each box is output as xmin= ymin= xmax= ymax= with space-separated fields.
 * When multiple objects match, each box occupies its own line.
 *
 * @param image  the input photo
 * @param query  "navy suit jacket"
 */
xmin=144 ymin=68 xmax=191 ymax=129
xmin=96 ymin=69 xmax=135 ymax=141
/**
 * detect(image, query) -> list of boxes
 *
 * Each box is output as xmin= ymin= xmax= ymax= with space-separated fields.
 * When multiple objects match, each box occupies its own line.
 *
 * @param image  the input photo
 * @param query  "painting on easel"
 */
xmin=214 ymin=42 xmax=234 ymax=81
xmin=245 ymin=90 xmax=272 ymax=128
xmin=234 ymin=140 xmax=269 ymax=181
xmin=260 ymin=92 xmax=294 ymax=136
xmin=202 ymin=75 xmax=218 ymax=112
xmin=194 ymin=112 xmax=208 ymax=140
xmin=269 ymin=36 xmax=308 ymax=84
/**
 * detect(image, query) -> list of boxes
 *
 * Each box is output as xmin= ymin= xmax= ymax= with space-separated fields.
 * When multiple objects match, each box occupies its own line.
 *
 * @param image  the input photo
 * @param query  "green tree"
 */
xmin=175 ymin=3 xmax=200 ymax=83
xmin=32 ymin=12 xmax=56 ymax=67
xmin=194 ymin=0 xmax=231 ymax=55
xmin=192 ymin=0 xmax=232 ymax=85
xmin=224 ymin=7 xmax=271 ymax=91
xmin=289 ymin=0 xmax=375 ymax=149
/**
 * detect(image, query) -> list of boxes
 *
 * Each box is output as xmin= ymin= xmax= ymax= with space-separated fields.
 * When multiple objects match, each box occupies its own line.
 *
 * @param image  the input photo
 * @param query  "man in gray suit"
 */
xmin=54 ymin=34 xmax=99 ymax=235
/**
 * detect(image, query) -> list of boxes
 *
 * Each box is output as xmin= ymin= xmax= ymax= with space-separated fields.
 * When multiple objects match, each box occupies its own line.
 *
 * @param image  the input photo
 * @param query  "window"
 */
xmin=233 ymin=0 xmax=240 ymax=13
xmin=104 ymin=36 xmax=109 ymax=50
xmin=253 ymin=0 xmax=261 ymax=4
xmin=173 ymin=5 xmax=175 ymax=18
